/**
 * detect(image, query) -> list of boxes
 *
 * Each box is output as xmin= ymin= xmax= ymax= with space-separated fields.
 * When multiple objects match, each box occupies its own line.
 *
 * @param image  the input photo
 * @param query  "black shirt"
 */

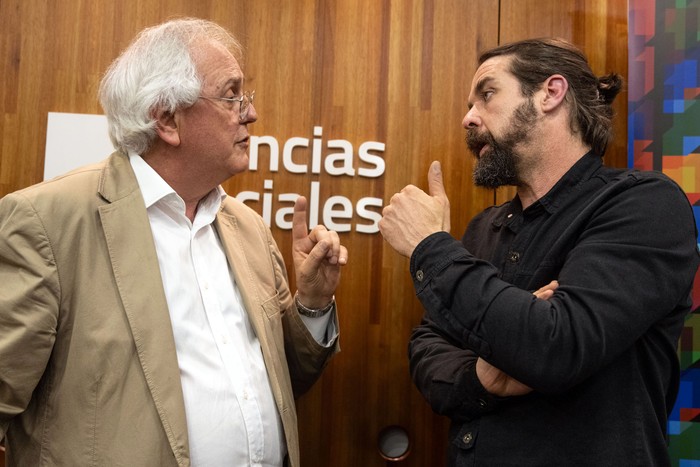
xmin=408 ymin=152 xmax=699 ymax=466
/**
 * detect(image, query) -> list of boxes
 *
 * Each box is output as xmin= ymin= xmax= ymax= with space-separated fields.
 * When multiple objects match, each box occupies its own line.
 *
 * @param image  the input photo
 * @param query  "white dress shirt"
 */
xmin=129 ymin=154 xmax=335 ymax=467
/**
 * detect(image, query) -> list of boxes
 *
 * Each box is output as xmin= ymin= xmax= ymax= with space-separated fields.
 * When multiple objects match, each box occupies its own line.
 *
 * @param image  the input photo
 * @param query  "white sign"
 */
xmin=44 ymin=113 xmax=385 ymax=233
xmin=44 ymin=112 xmax=113 ymax=180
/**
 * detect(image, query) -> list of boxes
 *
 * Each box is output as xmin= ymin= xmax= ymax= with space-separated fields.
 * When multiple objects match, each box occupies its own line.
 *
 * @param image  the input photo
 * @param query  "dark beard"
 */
xmin=466 ymin=98 xmax=537 ymax=188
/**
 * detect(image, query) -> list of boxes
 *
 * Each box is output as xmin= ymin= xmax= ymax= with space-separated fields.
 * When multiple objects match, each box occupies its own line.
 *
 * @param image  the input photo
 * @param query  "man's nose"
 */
xmin=462 ymin=106 xmax=480 ymax=129
xmin=243 ymin=103 xmax=258 ymax=123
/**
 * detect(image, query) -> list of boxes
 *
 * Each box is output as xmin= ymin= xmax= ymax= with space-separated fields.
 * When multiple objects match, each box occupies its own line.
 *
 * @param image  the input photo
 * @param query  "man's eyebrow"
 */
xmin=218 ymin=77 xmax=243 ymax=92
xmin=474 ymin=76 xmax=495 ymax=95
xmin=468 ymin=76 xmax=495 ymax=108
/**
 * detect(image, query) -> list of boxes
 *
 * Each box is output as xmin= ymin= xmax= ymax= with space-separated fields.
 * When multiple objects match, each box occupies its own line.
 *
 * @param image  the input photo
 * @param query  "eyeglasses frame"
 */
xmin=198 ymin=90 xmax=255 ymax=121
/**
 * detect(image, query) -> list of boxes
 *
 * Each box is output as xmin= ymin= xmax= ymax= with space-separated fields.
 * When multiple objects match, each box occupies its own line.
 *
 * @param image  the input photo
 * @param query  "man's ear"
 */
xmin=154 ymin=108 xmax=181 ymax=147
xmin=540 ymin=74 xmax=568 ymax=113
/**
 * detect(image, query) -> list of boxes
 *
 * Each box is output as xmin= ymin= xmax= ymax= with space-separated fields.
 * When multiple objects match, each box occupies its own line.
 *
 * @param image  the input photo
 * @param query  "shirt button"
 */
xmin=416 ymin=270 xmax=424 ymax=281
xmin=477 ymin=399 xmax=488 ymax=409
xmin=462 ymin=432 xmax=473 ymax=444
xmin=508 ymin=251 xmax=520 ymax=263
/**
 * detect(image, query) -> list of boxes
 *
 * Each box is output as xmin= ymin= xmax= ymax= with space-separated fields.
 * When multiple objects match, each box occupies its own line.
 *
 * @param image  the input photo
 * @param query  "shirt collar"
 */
xmin=535 ymin=150 xmax=602 ymax=214
xmin=494 ymin=151 xmax=602 ymax=229
xmin=128 ymin=152 xmax=227 ymax=221
xmin=129 ymin=152 xmax=176 ymax=209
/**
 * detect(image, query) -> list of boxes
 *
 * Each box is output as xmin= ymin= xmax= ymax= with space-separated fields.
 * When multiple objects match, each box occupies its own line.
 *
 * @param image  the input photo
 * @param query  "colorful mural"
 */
xmin=629 ymin=0 xmax=700 ymax=464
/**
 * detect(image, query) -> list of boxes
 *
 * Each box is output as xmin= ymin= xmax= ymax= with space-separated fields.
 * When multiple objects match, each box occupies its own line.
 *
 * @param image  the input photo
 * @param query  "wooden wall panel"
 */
xmin=239 ymin=3 xmax=499 ymax=465
xmin=0 ymin=1 xmax=627 ymax=466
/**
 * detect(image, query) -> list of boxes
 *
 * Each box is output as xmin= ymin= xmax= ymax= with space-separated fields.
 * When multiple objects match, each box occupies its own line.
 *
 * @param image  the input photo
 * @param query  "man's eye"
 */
xmin=483 ymin=90 xmax=494 ymax=101
xmin=223 ymin=88 xmax=238 ymax=98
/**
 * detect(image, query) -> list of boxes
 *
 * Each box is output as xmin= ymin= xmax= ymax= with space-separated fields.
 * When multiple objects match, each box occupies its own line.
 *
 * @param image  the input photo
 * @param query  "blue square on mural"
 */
xmin=685 ymin=369 xmax=700 ymax=401
xmin=669 ymin=378 xmax=694 ymax=423
xmin=669 ymin=420 xmax=681 ymax=435
xmin=664 ymin=100 xmax=687 ymax=113
xmin=684 ymin=136 xmax=700 ymax=155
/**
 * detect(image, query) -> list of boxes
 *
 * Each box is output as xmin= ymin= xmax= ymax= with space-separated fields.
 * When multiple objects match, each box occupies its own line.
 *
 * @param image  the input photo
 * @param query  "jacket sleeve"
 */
xmin=409 ymin=318 xmax=507 ymax=422
xmin=265 ymin=228 xmax=339 ymax=398
xmin=410 ymin=174 xmax=699 ymax=394
xmin=0 ymin=193 xmax=59 ymax=439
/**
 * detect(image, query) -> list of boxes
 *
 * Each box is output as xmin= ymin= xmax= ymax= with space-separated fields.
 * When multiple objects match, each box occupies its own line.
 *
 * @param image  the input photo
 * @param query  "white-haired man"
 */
xmin=0 ymin=18 xmax=347 ymax=467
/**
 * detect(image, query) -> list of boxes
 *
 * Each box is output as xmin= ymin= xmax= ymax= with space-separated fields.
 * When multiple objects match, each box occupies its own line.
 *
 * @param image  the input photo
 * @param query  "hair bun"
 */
xmin=597 ymin=74 xmax=624 ymax=104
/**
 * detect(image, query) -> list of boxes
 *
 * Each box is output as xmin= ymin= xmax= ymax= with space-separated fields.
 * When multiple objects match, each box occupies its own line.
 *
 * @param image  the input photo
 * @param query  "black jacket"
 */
xmin=409 ymin=152 xmax=699 ymax=466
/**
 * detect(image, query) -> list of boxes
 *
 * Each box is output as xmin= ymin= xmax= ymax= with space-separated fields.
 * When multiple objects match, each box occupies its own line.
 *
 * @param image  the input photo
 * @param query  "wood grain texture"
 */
xmin=0 ymin=1 xmax=627 ymax=466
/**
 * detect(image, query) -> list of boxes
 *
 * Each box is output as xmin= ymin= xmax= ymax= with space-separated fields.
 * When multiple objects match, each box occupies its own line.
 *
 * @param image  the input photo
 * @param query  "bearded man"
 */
xmin=379 ymin=38 xmax=699 ymax=466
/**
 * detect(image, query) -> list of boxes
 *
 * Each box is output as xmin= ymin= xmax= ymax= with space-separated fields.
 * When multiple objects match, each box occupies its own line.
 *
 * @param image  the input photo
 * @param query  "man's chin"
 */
xmin=467 ymin=147 xmax=483 ymax=161
xmin=228 ymin=153 xmax=250 ymax=175
xmin=473 ymin=177 xmax=520 ymax=189
xmin=473 ymin=166 xmax=518 ymax=188
xmin=473 ymin=179 xmax=506 ymax=189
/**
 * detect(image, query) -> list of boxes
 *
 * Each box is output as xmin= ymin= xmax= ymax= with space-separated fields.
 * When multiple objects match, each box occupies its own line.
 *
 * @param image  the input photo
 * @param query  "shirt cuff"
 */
xmin=299 ymin=306 xmax=339 ymax=347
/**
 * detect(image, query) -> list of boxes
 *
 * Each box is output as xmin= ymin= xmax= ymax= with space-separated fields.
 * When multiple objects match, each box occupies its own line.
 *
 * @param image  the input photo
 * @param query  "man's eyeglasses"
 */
xmin=198 ymin=91 xmax=255 ymax=121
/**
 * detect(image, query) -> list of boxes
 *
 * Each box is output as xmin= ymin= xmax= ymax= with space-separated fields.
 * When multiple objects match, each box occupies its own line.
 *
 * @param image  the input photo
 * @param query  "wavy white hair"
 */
xmin=98 ymin=18 xmax=242 ymax=155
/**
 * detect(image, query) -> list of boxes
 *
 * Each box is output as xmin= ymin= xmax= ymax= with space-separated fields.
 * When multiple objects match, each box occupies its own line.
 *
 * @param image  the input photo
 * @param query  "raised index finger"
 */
xmin=292 ymin=195 xmax=310 ymax=241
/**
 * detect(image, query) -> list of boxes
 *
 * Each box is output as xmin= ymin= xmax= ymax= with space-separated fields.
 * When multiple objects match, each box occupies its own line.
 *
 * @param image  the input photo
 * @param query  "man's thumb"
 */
xmin=428 ymin=160 xmax=451 ymax=232
xmin=428 ymin=161 xmax=447 ymax=198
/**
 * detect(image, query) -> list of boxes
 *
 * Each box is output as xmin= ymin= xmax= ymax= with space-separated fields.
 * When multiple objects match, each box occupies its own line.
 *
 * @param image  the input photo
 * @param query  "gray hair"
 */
xmin=98 ymin=18 xmax=243 ymax=155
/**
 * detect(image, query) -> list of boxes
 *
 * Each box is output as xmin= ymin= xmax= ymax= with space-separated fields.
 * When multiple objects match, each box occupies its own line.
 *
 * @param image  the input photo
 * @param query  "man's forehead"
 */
xmin=193 ymin=40 xmax=244 ymax=88
xmin=472 ymin=56 xmax=512 ymax=88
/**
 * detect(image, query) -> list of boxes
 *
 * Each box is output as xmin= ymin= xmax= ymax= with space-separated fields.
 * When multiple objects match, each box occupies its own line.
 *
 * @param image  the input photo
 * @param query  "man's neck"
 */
xmin=516 ymin=136 xmax=591 ymax=209
xmin=141 ymin=149 xmax=217 ymax=223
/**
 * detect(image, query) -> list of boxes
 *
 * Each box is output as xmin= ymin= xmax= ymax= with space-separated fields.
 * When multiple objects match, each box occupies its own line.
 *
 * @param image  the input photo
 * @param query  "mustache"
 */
xmin=465 ymin=128 xmax=496 ymax=156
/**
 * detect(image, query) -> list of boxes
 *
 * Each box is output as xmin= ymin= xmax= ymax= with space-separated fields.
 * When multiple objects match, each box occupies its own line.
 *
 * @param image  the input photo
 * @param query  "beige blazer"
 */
xmin=0 ymin=151 xmax=338 ymax=466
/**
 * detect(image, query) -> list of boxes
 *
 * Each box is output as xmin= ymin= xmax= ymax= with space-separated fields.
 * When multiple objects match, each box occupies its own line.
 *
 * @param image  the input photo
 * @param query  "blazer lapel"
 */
xmin=97 ymin=152 xmax=190 ymax=465
xmin=214 ymin=212 xmax=287 ymax=410
xmin=214 ymin=212 xmax=267 ymax=343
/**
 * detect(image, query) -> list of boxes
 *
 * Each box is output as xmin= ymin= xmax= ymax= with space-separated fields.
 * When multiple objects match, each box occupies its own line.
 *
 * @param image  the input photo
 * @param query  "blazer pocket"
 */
xmin=260 ymin=291 xmax=282 ymax=319
xmin=259 ymin=291 xmax=286 ymax=354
